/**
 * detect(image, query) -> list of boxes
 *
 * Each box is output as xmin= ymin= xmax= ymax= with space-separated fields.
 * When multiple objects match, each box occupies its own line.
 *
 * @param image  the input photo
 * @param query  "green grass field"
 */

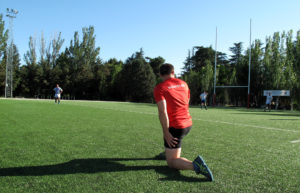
xmin=0 ymin=99 xmax=300 ymax=193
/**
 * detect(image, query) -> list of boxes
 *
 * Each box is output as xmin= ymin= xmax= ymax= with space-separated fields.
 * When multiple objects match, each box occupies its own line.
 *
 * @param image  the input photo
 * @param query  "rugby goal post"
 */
xmin=213 ymin=20 xmax=252 ymax=108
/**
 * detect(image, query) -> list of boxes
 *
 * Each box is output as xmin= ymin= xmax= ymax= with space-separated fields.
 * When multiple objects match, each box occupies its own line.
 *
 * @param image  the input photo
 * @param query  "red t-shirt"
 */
xmin=154 ymin=78 xmax=192 ymax=129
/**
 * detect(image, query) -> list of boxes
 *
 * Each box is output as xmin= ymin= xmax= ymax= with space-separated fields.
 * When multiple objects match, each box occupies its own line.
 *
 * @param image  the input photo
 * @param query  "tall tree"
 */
xmin=66 ymin=26 xmax=100 ymax=99
xmin=0 ymin=14 xmax=8 ymax=96
xmin=148 ymin=56 xmax=165 ymax=83
xmin=272 ymin=32 xmax=285 ymax=109
xmin=248 ymin=39 xmax=264 ymax=106
xmin=295 ymin=30 xmax=300 ymax=107
xmin=229 ymin=42 xmax=247 ymax=105
xmin=182 ymin=46 xmax=229 ymax=105
xmin=102 ymin=58 xmax=123 ymax=99
xmin=284 ymin=30 xmax=297 ymax=110
xmin=189 ymin=46 xmax=215 ymax=72
xmin=12 ymin=44 xmax=21 ymax=94
xmin=22 ymin=36 xmax=42 ymax=97
xmin=200 ymin=60 xmax=214 ymax=92
xmin=50 ymin=32 xmax=64 ymax=67
xmin=119 ymin=49 xmax=156 ymax=102
xmin=37 ymin=32 xmax=65 ymax=97
xmin=0 ymin=14 xmax=7 ymax=59
xmin=229 ymin=42 xmax=243 ymax=66
xmin=181 ymin=70 xmax=200 ymax=104
xmin=263 ymin=36 xmax=273 ymax=90
xmin=271 ymin=32 xmax=284 ymax=89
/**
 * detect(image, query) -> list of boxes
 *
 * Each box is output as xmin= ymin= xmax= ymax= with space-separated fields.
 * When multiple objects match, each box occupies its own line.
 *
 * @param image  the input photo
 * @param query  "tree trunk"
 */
xmin=290 ymin=98 xmax=293 ymax=111
xmin=275 ymin=96 xmax=279 ymax=110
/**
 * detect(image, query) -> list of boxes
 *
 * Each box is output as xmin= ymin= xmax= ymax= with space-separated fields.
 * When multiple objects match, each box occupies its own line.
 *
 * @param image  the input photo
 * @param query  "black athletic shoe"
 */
xmin=193 ymin=155 xmax=214 ymax=181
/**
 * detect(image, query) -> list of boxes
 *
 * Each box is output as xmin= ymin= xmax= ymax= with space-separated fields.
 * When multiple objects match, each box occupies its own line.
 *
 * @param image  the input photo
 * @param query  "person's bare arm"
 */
xmin=157 ymin=100 xmax=178 ymax=147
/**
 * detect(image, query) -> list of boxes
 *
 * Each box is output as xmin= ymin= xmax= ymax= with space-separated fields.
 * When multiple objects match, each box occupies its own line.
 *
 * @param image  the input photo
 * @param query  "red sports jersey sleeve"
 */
xmin=154 ymin=85 xmax=165 ymax=102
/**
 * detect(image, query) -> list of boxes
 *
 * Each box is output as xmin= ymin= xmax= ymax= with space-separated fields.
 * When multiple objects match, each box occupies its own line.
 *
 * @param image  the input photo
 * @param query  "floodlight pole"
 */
xmin=5 ymin=8 xmax=18 ymax=98
xmin=213 ymin=27 xmax=217 ymax=106
xmin=247 ymin=19 xmax=252 ymax=108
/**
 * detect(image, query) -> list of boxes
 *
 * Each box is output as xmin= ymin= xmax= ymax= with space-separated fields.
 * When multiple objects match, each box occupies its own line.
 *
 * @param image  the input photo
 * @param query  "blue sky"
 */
xmin=1 ymin=0 xmax=300 ymax=74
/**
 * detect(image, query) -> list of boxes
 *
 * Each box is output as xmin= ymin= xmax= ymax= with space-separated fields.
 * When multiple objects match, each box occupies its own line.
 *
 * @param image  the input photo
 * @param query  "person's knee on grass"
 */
xmin=166 ymin=158 xmax=175 ymax=168
xmin=165 ymin=147 xmax=180 ymax=169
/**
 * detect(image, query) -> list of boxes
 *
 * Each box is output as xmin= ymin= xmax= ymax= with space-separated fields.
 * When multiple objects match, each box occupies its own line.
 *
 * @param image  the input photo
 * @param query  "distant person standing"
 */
xmin=200 ymin=91 xmax=208 ymax=110
xmin=54 ymin=84 xmax=63 ymax=104
xmin=264 ymin=92 xmax=272 ymax=112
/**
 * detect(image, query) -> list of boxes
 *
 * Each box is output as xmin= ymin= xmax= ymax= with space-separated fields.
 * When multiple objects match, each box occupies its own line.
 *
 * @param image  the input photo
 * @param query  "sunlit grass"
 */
xmin=0 ymin=99 xmax=299 ymax=192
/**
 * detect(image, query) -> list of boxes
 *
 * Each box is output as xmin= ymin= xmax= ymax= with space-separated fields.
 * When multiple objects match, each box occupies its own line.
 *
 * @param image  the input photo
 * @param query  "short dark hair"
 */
xmin=160 ymin=63 xmax=174 ymax=76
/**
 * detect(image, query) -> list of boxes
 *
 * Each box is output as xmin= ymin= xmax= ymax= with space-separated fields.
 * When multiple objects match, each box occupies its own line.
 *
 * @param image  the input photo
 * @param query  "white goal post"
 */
xmin=213 ymin=20 xmax=252 ymax=107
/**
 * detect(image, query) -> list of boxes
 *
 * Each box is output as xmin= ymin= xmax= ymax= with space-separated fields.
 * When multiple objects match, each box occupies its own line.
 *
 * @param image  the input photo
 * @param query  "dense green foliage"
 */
xmin=0 ymin=14 xmax=8 ymax=93
xmin=182 ymin=31 xmax=300 ymax=109
xmin=0 ymin=99 xmax=299 ymax=192
xmin=118 ymin=49 xmax=156 ymax=102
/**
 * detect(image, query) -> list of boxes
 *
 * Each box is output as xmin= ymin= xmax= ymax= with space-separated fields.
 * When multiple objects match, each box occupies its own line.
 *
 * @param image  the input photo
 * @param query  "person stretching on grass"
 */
xmin=153 ymin=63 xmax=213 ymax=181
xmin=53 ymin=84 xmax=63 ymax=104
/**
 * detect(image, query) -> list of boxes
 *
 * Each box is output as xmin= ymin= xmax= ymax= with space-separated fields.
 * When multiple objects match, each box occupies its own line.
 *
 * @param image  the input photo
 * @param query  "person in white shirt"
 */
xmin=53 ymin=84 xmax=63 ymax=104
xmin=265 ymin=92 xmax=273 ymax=112
xmin=200 ymin=91 xmax=208 ymax=110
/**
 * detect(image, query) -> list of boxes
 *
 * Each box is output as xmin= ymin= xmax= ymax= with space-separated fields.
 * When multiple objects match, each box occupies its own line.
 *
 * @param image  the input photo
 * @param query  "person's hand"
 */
xmin=164 ymin=132 xmax=178 ymax=148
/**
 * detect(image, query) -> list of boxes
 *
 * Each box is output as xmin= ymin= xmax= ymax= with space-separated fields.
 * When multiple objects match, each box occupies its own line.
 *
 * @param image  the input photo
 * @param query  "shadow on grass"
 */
xmin=0 ymin=157 xmax=209 ymax=183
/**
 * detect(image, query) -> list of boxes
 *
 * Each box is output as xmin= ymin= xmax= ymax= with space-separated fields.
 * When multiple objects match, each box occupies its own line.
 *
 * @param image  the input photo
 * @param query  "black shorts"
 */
xmin=164 ymin=126 xmax=192 ymax=149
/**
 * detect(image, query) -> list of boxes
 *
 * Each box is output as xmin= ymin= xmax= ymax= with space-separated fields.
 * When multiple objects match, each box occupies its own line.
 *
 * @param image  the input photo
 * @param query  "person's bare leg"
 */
xmin=165 ymin=148 xmax=193 ymax=170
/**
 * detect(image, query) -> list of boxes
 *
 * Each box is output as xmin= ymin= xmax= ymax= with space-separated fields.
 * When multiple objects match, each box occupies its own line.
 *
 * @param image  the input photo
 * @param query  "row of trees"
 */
xmin=1 ymin=13 xmax=300 ymax=109
xmin=182 ymin=30 xmax=300 ymax=109
xmin=0 ymin=16 xmax=163 ymax=102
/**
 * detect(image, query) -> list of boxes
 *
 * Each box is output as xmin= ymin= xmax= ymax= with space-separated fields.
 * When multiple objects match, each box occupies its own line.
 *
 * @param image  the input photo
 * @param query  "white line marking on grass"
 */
xmin=8 ymin=99 xmax=298 ymax=134
xmin=70 ymin=104 xmax=300 ymax=133
xmin=192 ymin=118 xmax=300 ymax=133
xmin=0 ymin=97 xmax=151 ymax=105
xmin=290 ymin=140 xmax=300 ymax=143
